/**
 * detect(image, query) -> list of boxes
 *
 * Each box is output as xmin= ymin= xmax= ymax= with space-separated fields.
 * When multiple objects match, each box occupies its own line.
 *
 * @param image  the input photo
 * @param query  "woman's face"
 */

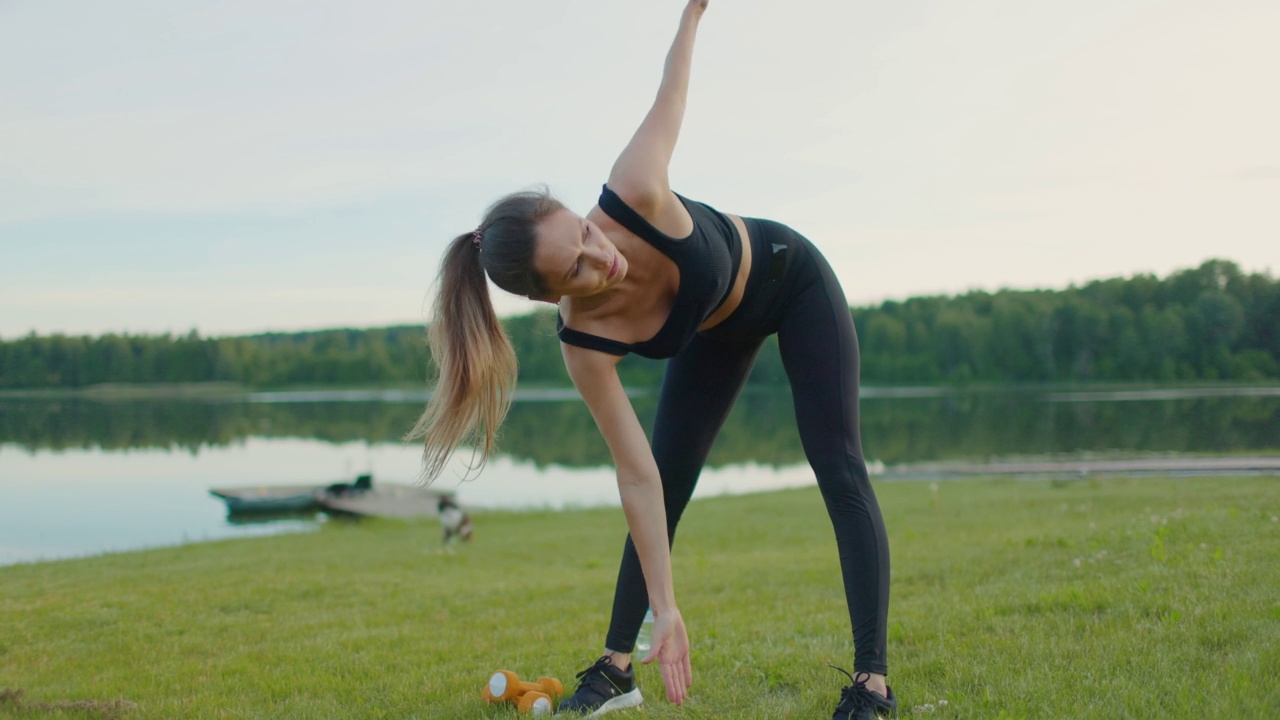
xmin=530 ymin=208 xmax=629 ymax=301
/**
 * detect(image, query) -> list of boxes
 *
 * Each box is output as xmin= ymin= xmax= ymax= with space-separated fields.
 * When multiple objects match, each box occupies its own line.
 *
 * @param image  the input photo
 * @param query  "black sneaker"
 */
xmin=555 ymin=655 xmax=643 ymax=716
xmin=831 ymin=666 xmax=896 ymax=720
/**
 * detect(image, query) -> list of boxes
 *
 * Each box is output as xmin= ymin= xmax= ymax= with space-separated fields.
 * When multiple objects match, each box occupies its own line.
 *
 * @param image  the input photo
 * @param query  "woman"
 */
xmin=409 ymin=2 xmax=895 ymax=718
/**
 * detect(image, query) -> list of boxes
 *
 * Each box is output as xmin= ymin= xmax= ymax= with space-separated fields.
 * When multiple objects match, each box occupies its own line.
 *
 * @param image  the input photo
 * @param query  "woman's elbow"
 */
xmin=614 ymin=464 xmax=659 ymax=489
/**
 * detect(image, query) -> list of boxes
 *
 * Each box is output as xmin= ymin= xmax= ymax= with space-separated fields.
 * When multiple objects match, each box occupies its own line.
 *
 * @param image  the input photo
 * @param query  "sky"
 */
xmin=2 ymin=0 xmax=1277 ymax=339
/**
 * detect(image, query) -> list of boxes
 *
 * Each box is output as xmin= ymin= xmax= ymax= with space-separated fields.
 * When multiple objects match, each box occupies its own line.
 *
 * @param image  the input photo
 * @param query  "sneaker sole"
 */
xmin=569 ymin=688 xmax=643 ymax=717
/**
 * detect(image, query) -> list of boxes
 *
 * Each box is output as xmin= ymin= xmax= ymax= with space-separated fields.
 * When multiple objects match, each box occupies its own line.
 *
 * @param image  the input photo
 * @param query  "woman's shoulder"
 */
xmin=596 ymin=184 xmax=694 ymax=242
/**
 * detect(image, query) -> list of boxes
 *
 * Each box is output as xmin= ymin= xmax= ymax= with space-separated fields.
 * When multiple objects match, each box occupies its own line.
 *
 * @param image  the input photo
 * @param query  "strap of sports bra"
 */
xmin=597 ymin=185 xmax=683 ymax=252
xmin=556 ymin=313 xmax=631 ymax=356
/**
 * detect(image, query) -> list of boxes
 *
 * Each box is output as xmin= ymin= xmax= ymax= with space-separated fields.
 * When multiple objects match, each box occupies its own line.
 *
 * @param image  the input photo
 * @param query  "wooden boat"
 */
xmin=208 ymin=484 xmax=322 ymax=514
xmin=211 ymin=474 xmax=445 ymax=520
xmin=316 ymin=481 xmax=445 ymax=519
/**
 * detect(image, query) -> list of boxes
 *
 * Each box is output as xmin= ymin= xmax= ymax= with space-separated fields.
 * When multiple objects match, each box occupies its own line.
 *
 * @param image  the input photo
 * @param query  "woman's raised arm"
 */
xmin=606 ymin=1 xmax=709 ymax=209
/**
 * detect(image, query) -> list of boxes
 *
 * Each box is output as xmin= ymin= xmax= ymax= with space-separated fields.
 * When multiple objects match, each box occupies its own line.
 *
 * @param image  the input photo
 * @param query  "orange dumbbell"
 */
xmin=482 ymin=670 xmax=564 ymax=715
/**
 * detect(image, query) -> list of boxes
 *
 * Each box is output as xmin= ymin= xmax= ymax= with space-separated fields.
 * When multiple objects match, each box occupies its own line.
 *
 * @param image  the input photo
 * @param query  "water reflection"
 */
xmin=225 ymin=509 xmax=323 ymax=526
xmin=3 ymin=386 xmax=1279 ymax=465
xmin=0 ymin=435 xmax=817 ymax=566
xmin=3 ymin=386 xmax=1278 ymax=566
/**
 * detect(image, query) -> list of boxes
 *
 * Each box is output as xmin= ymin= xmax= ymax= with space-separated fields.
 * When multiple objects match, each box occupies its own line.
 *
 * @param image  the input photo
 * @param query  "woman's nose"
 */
xmin=593 ymin=248 xmax=611 ymax=269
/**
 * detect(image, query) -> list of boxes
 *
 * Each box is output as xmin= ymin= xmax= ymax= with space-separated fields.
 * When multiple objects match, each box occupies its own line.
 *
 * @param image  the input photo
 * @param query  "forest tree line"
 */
xmin=2 ymin=259 xmax=1276 ymax=390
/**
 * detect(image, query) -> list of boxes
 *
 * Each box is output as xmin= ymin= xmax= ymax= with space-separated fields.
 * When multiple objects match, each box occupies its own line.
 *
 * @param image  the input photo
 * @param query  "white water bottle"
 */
xmin=635 ymin=607 xmax=654 ymax=654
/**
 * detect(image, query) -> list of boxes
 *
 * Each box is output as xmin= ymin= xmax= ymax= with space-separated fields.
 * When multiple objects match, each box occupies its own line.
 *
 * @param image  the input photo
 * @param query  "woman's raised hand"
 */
xmin=639 ymin=607 xmax=693 ymax=705
xmin=687 ymin=0 xmax=708 ymax=13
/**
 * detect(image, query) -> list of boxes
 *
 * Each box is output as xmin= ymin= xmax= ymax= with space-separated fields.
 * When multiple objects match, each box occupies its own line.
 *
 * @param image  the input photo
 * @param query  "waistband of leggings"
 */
xmin=740 ymin=217 xmax=781 ymax=284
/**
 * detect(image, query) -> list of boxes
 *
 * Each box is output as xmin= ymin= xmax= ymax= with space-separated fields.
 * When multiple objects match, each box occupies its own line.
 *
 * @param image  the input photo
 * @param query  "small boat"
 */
xmin=209 ymin=474 xmax=375 ymax=515
xmin=211 ymin=475 xmax=445 ymax=520
xmin=208 ymin=484 xmax=322 ymax=514
xmin=316 ymin=481 xmax=445 ymax=519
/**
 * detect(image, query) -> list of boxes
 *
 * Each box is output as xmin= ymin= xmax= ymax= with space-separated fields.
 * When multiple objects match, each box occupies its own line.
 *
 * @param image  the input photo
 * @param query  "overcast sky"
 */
xmin=2 ymin=0 xmax=1276 ymax=338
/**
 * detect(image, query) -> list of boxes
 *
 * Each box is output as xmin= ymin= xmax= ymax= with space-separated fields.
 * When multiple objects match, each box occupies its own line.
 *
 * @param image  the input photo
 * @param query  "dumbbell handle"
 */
xmin=486 ymin=671 xmax=563 ymax=702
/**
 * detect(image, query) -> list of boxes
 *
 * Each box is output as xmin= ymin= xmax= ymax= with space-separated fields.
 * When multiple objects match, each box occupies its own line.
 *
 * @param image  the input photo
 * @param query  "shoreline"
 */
xmin=880 ymin=454 xmax=1280 ymax=480
xmin=4 ymin=464 xmax=1277 ymax=570
xmin=3 ymin=379 xmax=1279 ymax=402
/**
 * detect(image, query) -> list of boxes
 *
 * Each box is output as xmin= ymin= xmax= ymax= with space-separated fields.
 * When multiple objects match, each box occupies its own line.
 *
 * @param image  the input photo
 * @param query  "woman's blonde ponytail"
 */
xmin=408 ymin=189 xmax=563 ymax=481
xmin=407 ymin=232 xmax=517 ymax=481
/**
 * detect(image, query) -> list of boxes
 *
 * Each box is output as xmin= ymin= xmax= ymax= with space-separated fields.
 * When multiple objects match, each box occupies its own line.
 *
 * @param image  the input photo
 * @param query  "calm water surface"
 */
xmin=2 ymin=385 xmax=1277 ymax=566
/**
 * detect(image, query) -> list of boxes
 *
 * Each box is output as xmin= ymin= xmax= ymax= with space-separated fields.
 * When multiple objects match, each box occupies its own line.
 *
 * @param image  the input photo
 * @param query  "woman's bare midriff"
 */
xmin=697 ymin=213 xmax=752 ymax=331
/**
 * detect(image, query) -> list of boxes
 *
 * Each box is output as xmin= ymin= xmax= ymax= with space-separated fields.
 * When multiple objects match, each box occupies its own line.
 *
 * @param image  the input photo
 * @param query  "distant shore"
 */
xmin=3 ymin=379 xmax=1278 ymax=402
xmin=880 ymin=454 xmax=1280 ymax=480
xmin=0 ymin=382 xmax=251 ymax=400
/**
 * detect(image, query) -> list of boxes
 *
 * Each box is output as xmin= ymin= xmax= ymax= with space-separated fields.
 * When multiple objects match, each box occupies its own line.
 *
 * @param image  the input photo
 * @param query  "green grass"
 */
xmin=2 ymin=476 xmax=1278 ymax=719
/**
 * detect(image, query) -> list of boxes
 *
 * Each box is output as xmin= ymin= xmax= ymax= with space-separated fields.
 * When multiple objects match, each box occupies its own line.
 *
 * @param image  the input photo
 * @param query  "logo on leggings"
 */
xmin=770 ymin=243 xmax=788 ymax=282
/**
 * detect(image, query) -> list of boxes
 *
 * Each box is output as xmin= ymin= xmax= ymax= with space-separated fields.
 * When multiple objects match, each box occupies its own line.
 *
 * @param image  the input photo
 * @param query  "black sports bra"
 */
xmin=556 ymin=185 xmax=743 ymax=359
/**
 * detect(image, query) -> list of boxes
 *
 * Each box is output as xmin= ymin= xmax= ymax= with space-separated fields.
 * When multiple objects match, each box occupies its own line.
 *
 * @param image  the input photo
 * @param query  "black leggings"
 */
xmin=603 ymin=218 xmax=891 ymax=675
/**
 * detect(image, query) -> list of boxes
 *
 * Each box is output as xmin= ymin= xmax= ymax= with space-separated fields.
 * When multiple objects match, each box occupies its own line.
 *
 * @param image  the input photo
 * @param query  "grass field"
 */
xmin=2 ymin=475 xmax=1278 ymax=719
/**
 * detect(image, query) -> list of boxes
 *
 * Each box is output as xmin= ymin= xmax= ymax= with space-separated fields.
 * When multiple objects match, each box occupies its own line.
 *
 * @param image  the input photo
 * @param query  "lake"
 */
xmin=2 ymin=384 xmax=1278 ymax=566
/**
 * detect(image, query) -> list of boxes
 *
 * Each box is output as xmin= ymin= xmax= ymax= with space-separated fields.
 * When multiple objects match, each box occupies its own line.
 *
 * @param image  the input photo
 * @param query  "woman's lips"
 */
xmin=607 ymin=255 xmax=618 ymax=279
